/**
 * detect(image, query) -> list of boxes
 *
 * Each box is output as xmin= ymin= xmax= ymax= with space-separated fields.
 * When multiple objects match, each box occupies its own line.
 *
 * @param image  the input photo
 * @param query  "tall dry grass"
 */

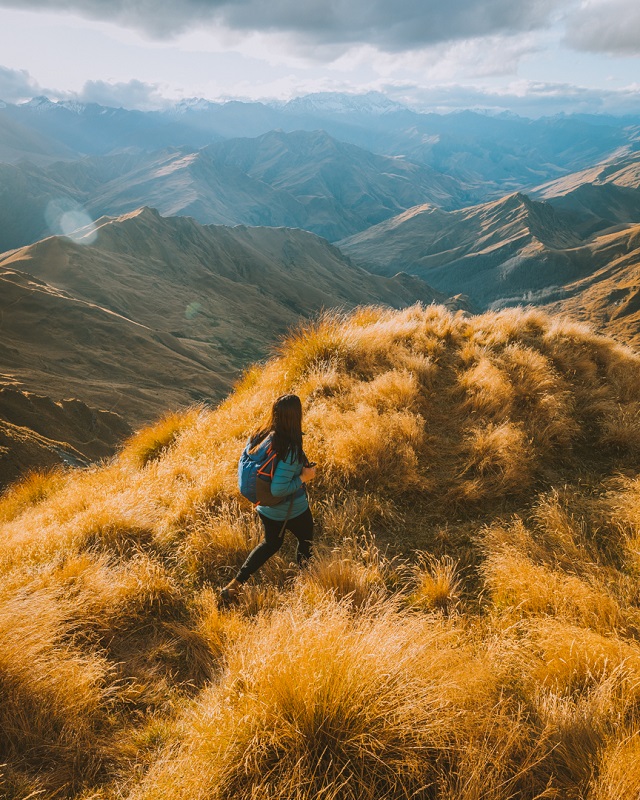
xmin=130 ymin=598 xmax=478 ymax=800
xmin=0 ymin=304 xmax=639 ymax=798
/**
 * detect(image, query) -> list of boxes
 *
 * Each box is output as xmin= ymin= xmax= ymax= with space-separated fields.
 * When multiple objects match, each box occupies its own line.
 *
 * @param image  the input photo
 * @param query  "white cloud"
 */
xmin=0 ymin=65 xmax=41 ymax=101
xmin=78 ymin=78 xmax=168 ymax=109
xmin=384 ymin=79 xmax=640 ymax=116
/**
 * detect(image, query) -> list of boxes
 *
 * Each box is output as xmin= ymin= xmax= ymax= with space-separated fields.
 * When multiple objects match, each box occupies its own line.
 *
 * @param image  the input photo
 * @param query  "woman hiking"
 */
xmin=221 ymin=394 xmax=316 ymax=602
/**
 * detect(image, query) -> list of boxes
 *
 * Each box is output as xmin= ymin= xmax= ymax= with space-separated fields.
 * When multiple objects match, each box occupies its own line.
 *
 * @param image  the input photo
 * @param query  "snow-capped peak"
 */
xmin=58 ymin=100 xmax=89 ymax=115
xmin=281 ymin=92 xmax=406 ymax=116
xmin=172 ymin=97 xmax=220 ymax=114
xmin=22 ymin=95 xmax=57 ymax=111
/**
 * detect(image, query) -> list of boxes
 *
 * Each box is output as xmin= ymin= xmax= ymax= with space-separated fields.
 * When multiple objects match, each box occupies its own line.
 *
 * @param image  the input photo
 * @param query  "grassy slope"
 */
xmin=0 ymin=208 xmax=448 ymax=427
xmin=1 ymin=304 xmax=640 ymax=800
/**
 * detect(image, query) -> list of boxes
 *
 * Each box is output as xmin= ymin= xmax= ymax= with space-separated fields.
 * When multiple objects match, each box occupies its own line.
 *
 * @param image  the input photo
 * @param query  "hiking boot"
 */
xmin=219 ymin=586 xmax=240 ymax=606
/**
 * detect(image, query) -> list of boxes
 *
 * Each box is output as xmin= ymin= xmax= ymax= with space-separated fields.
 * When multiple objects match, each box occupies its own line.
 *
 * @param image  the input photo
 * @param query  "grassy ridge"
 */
xmin=1 ymin=304 xmax=640 ymax=799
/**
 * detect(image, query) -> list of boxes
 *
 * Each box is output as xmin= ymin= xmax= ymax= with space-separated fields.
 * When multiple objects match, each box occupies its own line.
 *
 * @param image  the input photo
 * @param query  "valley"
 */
xmin=3 ymin=3 xmax=640 ymax=797
xmin=0 ymin=202 xmax=451 ymax=485
xmin=1 ymin=92 xmax=639 ymax=486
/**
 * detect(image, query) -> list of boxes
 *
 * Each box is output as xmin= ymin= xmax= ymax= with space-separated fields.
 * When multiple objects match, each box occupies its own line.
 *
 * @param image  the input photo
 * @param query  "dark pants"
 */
xmin=235 ymin=507 xmax=314 ymax=584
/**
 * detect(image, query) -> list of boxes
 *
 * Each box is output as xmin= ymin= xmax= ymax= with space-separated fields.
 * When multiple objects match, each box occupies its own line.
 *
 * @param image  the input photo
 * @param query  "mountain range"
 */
xmin=0 ymin=130 xmax=471 ymax=252
xmin=0 ymin=206 xmax=452 ymax=484
xmin=3 ymin=93 xmax=639 ymax=189
xmin=339 ymin=151 xmax=640 ymax=346
xmin=1 ymin=91 xmax=640 ymax=484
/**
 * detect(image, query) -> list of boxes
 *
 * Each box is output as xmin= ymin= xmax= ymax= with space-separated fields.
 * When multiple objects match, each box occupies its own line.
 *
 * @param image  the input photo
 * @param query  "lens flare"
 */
xmin=45 ymin=198 xmax=98 ymax=245
xmin=185 ymin=301 xmax=203 ymax=320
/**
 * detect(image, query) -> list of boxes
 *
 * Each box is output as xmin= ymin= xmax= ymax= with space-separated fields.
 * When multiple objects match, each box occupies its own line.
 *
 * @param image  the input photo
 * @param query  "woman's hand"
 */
xmin=300 ymin=464 xmax=317 ymax=483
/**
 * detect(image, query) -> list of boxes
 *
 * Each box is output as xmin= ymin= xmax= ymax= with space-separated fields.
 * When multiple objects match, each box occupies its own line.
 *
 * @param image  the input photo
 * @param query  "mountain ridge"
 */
xmin=0 ymin=207 xmax=454 ymax=445
xmin=3 ymin=94 xmax=639 ymax=194
xmin=339 ymin=185 xmax=640 ymax=345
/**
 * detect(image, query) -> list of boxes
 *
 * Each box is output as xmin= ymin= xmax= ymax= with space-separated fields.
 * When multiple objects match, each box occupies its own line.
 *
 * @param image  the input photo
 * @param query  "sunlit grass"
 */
xmin=0 ymin=304 xmax=639 ymax=798
xmin=0 ymin=466 xmax=66 ymax=523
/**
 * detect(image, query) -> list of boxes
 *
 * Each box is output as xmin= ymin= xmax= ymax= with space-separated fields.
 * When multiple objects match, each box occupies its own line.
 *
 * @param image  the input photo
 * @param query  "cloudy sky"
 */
xmin=0 ymin=0 xmax=639 ymax=116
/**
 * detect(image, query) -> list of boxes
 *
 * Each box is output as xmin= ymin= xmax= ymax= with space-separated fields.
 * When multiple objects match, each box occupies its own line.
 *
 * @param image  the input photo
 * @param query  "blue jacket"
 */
xmin=257 ymin=447 xmax=309 ymax=521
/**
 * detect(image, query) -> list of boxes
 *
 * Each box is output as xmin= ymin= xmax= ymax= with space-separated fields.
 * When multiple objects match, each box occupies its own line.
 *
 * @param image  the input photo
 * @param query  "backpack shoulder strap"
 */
xmin=256 ymin=447 xmax=278 ymax=479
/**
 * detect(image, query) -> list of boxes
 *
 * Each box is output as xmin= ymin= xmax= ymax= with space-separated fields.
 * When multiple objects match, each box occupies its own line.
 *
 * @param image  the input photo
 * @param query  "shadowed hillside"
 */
xmin=539 ymin=224 xmax=640 ymax=348
xmin=0 ymin=150 xmax=310 ymax=253
xmin=0 ymin=107 xmax=75 ymax=164
xmin=0 ymin=388 xmax=131 ymax=487
xmin=0 ymin=207 xmax=448 ymax=436
xmin=339 ymin=188 xmax=640 ymax=348
xmin=205 ymin=129 xmax=467 ymax=238
xmin=339 ymin=192 xmax=586 ymax=303
xmin=1 ymin=304 xmax=640 ymax=799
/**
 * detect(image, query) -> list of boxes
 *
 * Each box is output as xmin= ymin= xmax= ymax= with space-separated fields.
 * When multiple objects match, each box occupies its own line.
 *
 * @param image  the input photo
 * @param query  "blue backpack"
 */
xmin=237 ymin=436 xmax=283 ymax=506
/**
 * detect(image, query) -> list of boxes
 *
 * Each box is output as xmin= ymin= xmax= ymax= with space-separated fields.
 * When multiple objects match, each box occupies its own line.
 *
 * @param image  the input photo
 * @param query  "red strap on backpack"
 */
xmin=256 ymin=446 xmax=278 ymax=480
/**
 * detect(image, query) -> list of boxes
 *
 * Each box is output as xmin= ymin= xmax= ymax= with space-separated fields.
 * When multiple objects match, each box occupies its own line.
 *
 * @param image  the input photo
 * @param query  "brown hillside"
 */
xmin=540 ymin=224 xmax=640 ymax=348
xmin=0 ymin=388 xmax=131 ymax=487
xmin=338 ymin=192 xmax=586 ymax=306
xmin=0 ymin=208 xmax=448 ymax=431
xmin=533 ymin=150 xmax=640 ymax=197
xmin=0 ymin=261 xmax=231 ymax=426
xmin=1 ymin=305 xmax=640 ymax=799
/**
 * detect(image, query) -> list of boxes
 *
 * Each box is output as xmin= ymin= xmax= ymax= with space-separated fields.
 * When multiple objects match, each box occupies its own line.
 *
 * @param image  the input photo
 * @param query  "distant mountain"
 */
xmin=532 ymin=150 xmax=640 ymax=198
xmin=85 ymin=148 xmax=311 ymax=230
xmin=0 ymin=106 xmax=75 ymax=164
xmin=339 ymin=192 xmax=590 ymax=305
xmin=527 ymin=151 xmax=640 ymax=235
xmin=0 ymin=149 xmax=311 ymax=252
xmin=206 ymin=130 xmax=467 ymax=239
xmin=278 ymin=91 xmax=406 ymax=116
xmin=0 ymin=133 xmax=468 ymax=251
xmin=386 ymin=112 xmax=640 ymax=191
xmin=165 ymin=101 xmax=640 ymax=196
xmin=0 ymin=97 xmax=220 ymax=158
xmin=170 ymin=97 xmax=640 ymax=187
xmin=2 ymin=94 xmax=639 ymax=200
xmin=0 ymin=207 xmax=451 ymax=428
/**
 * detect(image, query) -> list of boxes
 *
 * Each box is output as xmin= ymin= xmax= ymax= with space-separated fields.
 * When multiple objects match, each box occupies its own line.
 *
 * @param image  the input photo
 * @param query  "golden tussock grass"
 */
xmin=0 ymin=466 xmax=66 ymax=523
xmin=0 ymin=304 xmax=640 ymax=798
xmin=314 ymin=491 xmax=401 ymax=543
xmin=130 ymin=599 xmax=466 ymax=800
xmin=0 ymin=585 xmax=112 ymax=790
xmin=591 ymin=733 xmax=640 ymax=800
xmin=409 ymin=553 xmax=462 ymax=613
xmin=296 ymin=538 xmax=389 ymax=608
xmin=483 ymin=544 xmax=623 ymax=632
xmin=176 ymin=501 xmax=255 ymax=585
xmin=525 ymin=618 xmax=640 ymax=699
xmin=121 ymin=406 xmax=203 ymax=467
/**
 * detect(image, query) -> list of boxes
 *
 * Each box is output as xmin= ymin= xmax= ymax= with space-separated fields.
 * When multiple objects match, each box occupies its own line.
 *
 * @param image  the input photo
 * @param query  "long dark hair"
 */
xmin=251 ymin=394 xmax=304 ymax=462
